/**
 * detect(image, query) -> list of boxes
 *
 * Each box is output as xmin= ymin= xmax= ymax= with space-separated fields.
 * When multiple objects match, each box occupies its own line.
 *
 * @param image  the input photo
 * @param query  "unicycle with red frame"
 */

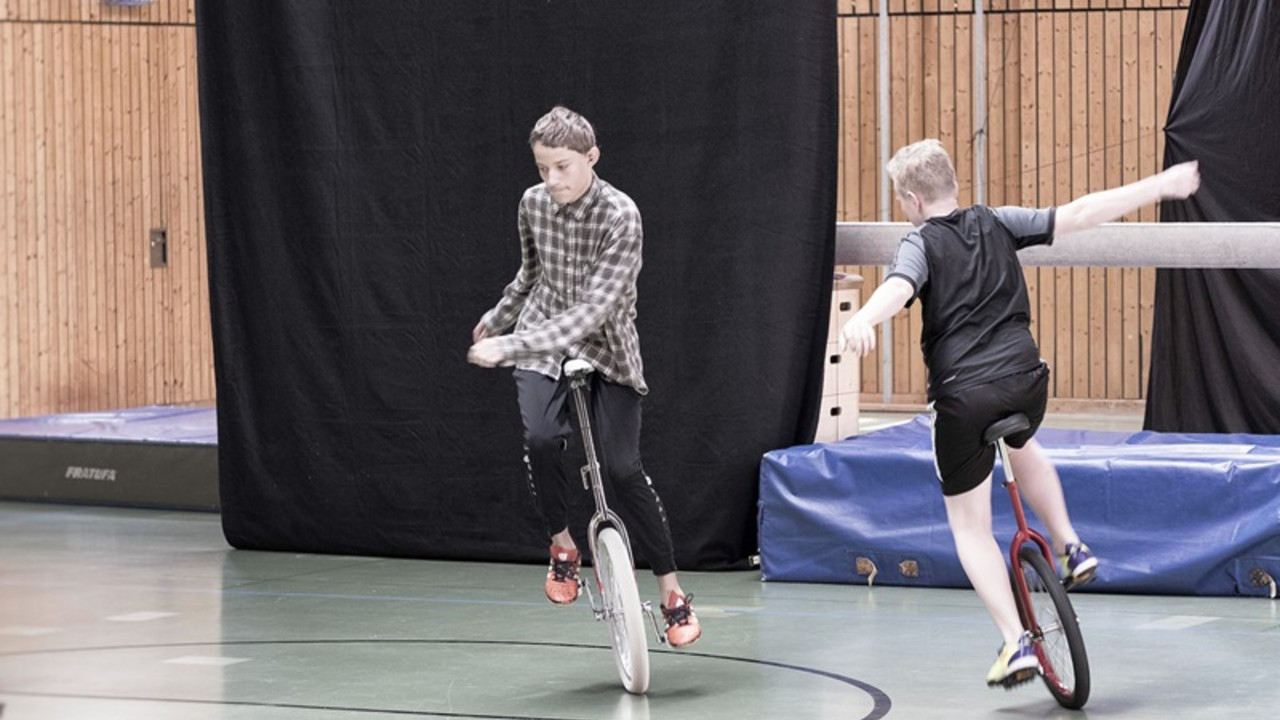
xmin=563 ymin=358 xmax=666 ymax=694
xmin=987 ymin=413 xmax=1091 ymax=710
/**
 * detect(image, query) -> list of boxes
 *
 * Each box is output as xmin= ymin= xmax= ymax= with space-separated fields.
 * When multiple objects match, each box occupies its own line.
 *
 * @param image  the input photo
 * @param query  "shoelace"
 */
xmin=549 ymin=557 xmax=579 ymax=583
xmin=662 ymin=592 xmax=696 ymax=627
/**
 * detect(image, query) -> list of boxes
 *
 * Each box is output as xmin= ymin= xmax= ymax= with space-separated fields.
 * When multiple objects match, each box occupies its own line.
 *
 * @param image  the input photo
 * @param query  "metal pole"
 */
xmin=974 ymin=1 xmax=987 ymax=205
xmin=879 ymin=0 xmax=891 ymax=225
xmin=878 ymin=0 xmax=893 ymax=405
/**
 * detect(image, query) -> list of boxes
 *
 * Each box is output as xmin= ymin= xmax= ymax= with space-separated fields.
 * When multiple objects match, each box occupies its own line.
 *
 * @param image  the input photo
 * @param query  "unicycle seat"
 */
xmin=564 ymin=358 xmax=594 ymax=379
xmin=983 ymin=413 xmax=1031 ymax=446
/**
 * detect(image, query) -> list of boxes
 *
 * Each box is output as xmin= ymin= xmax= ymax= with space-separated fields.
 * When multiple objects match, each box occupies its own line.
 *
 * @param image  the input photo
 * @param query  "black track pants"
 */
xmin=514 ymin=369 xmax=677 ymax=576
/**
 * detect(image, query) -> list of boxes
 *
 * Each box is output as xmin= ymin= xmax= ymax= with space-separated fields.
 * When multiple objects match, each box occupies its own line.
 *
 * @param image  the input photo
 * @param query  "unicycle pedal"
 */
xmin=990 ymin=667 xmax=1039 ymax=690
xmin=1063 ymin=565 xmax=1096 ymax=591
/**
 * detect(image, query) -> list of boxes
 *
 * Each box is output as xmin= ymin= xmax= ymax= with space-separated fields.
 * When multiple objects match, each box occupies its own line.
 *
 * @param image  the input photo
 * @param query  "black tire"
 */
xmin=1012 ymin=545 xmax=1090 ymax=709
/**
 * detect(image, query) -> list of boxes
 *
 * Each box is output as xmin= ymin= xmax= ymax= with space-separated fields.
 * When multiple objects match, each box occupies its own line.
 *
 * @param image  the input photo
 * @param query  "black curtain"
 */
xmin=196 ymin=2 xmax=836 ymax=570
xmin=1145 ymin=0 xmax=1280 ymax=434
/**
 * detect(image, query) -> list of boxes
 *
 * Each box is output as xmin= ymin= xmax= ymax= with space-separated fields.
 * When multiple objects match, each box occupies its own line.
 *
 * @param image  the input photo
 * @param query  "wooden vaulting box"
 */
xmin=815 ymin=273 xmax=864 ymax=443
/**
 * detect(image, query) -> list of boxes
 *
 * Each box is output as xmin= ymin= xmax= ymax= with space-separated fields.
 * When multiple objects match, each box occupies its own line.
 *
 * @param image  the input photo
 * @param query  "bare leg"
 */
xmin=551 ymin=527 xmax=575 ymax=550
xmin=656 ymin=572 xmax=685 ymax=603
xmin=944 ymin=475 xmax=1024 ymax=645
xmin=1007 ymin=438 xmax=1080 ymax=554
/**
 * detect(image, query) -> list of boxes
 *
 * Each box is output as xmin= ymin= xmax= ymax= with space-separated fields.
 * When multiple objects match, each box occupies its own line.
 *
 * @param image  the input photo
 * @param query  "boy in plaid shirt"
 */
xmin=468 ymin=106 xmax=700 ymax=647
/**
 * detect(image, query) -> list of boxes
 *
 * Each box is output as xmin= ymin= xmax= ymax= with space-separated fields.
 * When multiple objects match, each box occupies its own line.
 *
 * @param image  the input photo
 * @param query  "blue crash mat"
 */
xmin=0 ymin=405 xmax=216 ymax=444
xmin=759 ymin=415 xmax=1280 ymax=596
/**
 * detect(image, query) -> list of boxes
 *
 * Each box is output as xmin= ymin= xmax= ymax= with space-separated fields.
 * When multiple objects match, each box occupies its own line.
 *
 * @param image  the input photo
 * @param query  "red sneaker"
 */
xmin=661 ymin=591 xmax=702 ymax=648
xmin=544 ymin=545 xmax=581 ymax=605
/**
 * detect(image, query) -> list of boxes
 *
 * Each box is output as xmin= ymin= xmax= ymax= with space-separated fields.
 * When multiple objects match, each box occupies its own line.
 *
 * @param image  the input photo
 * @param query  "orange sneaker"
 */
xmin=544 ymin=545 xmax=581 ymax=605
xmin=661 ymin=591 xmax=701 ymax=648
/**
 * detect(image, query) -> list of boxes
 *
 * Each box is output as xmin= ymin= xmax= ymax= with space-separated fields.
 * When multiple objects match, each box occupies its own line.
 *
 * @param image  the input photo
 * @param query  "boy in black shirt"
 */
xmin=842 ymin=139 xmax=1199 ymax=686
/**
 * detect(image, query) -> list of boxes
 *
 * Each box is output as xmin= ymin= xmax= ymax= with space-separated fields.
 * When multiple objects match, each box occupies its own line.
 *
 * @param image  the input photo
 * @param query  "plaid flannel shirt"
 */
xmin=480 ymin=175 xmax=648 ymax=394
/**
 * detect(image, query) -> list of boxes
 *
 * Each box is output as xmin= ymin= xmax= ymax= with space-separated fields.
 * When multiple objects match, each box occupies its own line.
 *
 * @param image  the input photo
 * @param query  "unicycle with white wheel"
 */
xmin=563 ymin=358 xmax=664 ymax=694
xmin=987 ymin=413 xmax=1091 ymax=709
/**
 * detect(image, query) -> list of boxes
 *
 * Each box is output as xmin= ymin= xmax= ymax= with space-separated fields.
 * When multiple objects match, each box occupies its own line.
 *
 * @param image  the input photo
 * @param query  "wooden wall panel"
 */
xmin=2 ymin=24 xmax=13 ymax=413
xmin=1 ymin=1 xmax=204 ymax=418
xmin=836 ymin=0 xmax=1190 ymax=410
xmin=0 ymin=1 xmax=194 ymax=24
xmin=3 ymin=1 xmax=1194 ymax=418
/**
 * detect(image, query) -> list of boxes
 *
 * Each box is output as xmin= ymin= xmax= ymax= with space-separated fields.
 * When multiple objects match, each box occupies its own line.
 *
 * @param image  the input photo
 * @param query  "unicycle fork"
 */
xmin=563 ymin=359 xmax=665 ymax=694
xmin=987 ymin=413 xmax=1091 ymax=709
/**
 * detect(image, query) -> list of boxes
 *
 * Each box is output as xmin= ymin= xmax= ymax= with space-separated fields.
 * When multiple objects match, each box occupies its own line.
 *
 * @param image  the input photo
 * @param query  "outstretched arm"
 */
xmin=839 ymin=276 xmax=915 ymax=357
xmin=1054 ymin=160 xmax=1200 ymax=237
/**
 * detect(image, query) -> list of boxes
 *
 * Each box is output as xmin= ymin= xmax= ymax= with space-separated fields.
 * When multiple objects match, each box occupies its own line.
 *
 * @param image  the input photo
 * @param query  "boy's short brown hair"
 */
xmin=886 ymin=139 xmax=959 ymax=203
xmin=529 ymin=106 xmax=597 ymax=154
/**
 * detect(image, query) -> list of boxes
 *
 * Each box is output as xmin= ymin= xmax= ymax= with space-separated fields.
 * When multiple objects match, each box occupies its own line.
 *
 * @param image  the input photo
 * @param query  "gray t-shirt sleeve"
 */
xmin=992 ymin=205 xmax=1057 ymax=249
xmin=886 ymin=228 xmax=927 ymax=304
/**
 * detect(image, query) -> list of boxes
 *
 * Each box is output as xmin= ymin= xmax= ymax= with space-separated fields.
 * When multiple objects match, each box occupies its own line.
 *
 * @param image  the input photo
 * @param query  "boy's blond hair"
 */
xmin=529 ymin=106 xmax=597 ymax=154
xmin=886 ymin=139 xmax=958 ymax=203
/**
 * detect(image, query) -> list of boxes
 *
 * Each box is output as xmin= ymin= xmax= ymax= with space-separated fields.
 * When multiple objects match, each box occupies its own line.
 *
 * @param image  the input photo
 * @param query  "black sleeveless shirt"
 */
xmin=886 ymin=205 xmax=1056 ymax=400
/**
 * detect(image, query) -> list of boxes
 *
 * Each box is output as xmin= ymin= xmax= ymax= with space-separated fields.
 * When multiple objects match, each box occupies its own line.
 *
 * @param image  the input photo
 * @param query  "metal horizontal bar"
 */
xmin=836 ymin=222 xmax=1280 ymax=269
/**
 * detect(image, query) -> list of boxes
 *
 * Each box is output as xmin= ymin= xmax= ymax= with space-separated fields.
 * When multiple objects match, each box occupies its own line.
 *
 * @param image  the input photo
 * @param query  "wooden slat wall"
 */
xmin=2 ymin=0 xmax=1192 ymax=418
xmin=1 ymin=0 xmax=207 ymax=418
xmin=836 ymin=0 xmax=1189 ymax=410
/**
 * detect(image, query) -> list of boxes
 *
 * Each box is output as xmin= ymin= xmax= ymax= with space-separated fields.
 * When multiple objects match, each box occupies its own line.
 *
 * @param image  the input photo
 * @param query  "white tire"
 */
xmin=594 ymin=526 xmax=649 ymax=694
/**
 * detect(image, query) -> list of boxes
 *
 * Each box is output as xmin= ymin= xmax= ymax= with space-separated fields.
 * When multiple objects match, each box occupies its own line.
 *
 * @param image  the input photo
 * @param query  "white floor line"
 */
xmin=1136 ymin=615 xmax=1221 ymax=630
xmin=106 ymin=611 xmax=178 ymax=622
xmin=0 ymin=626 xmax=61 ymax=637
xmin=163 ymin=655 xmax=251 ymax=666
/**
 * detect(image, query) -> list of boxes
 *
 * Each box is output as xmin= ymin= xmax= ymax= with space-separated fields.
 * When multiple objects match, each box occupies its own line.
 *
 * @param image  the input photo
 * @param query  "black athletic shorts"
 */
xmin=929 ymin=362 xmax=1050 ymax=497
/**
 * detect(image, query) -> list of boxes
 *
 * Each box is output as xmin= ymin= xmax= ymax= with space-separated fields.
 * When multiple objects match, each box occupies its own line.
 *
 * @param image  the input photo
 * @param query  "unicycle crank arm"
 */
xmin=580 ymin=576 xmax=604 ymax=618
xmin=586 ymin=592 xmax=621 ymax=624
xmin=642 ymin=601 xmax=669 ymax=645
xmin=1036 ymin=621 xmax=1063 ymax=635
xmin=583 ymin=570 xmax=627 ymax=624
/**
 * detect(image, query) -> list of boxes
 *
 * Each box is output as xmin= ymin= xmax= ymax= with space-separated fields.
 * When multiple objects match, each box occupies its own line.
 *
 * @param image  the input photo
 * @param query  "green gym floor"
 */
xmin=1 ymin=498 xmax=1276 ymax=720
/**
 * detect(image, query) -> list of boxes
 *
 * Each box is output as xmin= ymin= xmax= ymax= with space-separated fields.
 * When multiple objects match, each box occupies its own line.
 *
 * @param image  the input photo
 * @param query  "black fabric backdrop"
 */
xmin=196 ymin=2 xmax=836 ymax=569
xmin=1145 ymin=0 xmax=1280 ymax=434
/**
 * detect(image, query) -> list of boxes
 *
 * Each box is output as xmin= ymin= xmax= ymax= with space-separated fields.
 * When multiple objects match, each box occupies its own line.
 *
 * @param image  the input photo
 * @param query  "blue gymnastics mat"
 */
xmin=759 ymin=415 xmax=1280 ymax=596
